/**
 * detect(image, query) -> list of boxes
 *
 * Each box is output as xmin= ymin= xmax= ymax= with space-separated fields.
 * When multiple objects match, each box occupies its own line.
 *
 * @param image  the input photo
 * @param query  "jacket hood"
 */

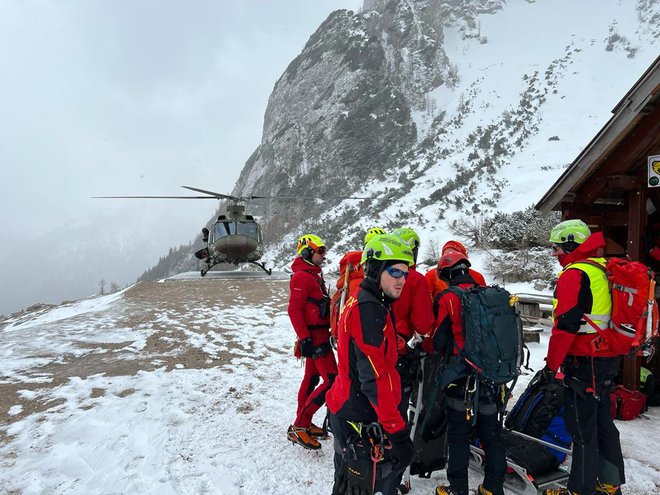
xmin=291 ymin=256 xmax=322 ymax=274
xmin=558 ymin=231 xmax=606 ymax=267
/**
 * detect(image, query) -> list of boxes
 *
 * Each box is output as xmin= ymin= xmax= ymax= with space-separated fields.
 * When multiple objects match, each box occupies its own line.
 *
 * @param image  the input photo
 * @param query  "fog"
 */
xmin=0 ymin=0 xmax=362 ymax=314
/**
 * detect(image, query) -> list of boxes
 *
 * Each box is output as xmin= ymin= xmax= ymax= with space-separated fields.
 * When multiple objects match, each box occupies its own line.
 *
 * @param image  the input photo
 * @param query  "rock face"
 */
xmin=232 ymin=8 xmax=417 ymax=238
xmin=142 ymin=0 xmax=659 ymax=278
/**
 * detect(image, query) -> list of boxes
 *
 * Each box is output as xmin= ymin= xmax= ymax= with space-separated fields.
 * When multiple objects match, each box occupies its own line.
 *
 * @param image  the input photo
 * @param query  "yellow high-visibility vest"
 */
xmin=553 ymin=258 xmax=612 ymax=333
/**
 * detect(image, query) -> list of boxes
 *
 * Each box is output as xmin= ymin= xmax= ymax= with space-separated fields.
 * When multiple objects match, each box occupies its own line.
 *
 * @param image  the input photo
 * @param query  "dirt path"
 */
xmin=0 ymin=278 xmax=290 ymax=436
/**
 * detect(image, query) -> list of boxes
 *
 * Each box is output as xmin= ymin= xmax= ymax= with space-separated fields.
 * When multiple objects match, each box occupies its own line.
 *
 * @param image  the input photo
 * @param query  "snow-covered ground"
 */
xmin=1 ymin=277 xmax=659 ymax=494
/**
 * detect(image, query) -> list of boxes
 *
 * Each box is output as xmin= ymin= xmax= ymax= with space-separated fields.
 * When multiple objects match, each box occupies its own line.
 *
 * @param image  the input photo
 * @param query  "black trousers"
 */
xmin=563 ymin=356 xmax=625 ymax=494
xmin=444 ymin=380 xmax=506 ymax=495
xmin=329 ymin=413 xmax=402 ymax=495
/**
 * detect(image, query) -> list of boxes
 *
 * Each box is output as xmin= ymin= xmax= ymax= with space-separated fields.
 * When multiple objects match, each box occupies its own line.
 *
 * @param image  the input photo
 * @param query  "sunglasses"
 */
xmin=315 ymin=246 xmax=327 ymax=255
xmin=551 ymin=244 xmax=564 ymax=253
xmin=385 ymin=266 xmax=409 ymax=279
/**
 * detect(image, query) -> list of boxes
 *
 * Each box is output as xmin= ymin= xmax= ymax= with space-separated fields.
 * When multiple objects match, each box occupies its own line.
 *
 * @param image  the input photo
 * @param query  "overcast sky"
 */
xmin=0 ymin=0 xmax=362 ymax=254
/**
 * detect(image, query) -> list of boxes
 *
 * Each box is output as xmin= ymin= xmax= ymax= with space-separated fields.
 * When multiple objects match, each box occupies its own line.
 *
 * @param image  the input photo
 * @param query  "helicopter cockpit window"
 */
xmin=237 ymin=222 xmax=258 ymax=239
xmin=215 ymin=221 xmax=235 ymax=239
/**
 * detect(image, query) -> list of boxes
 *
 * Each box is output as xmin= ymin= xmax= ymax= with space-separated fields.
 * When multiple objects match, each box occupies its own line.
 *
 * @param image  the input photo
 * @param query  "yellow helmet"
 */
xmin=364 ymin=227 xmax=387 ymax=245
xmin=361 ymin=234 xmax=414 ymax=266
xmin=296 ymin=234 xmax=327 ymax=257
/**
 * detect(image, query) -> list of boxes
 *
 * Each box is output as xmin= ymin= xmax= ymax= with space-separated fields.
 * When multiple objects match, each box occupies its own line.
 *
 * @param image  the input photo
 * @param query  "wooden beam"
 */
xmin=607 ymin=175 xmax=643 ymax=191
xmin=626 ymin=188 xmax=645 ymax=261
xmin=622 ymin=187 xmax=646 ymax=390
xmin=578 ymin=103 xmax=660 ymax=205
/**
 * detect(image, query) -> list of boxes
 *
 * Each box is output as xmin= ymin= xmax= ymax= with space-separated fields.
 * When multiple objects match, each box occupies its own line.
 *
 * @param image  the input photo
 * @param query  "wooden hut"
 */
xmin=536 ymin=55 xmax=660 ymax=390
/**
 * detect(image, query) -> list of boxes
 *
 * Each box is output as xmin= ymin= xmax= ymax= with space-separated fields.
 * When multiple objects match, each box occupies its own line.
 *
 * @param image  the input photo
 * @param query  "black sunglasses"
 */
xmin=385 ymin=266 xmax=409 ymax=279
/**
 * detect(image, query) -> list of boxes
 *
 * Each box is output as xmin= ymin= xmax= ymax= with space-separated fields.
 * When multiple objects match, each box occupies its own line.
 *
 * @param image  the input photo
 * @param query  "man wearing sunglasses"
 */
xmin=287 ymin=234 xmax=337 ymax=451
xmin=327 ymin=234 xmax=416 ymax=495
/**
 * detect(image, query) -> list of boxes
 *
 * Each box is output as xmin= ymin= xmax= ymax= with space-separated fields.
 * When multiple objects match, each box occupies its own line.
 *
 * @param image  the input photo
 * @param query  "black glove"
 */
xmin=387 ymin=428 xmax=414 ymax=472
xmin=299 ymin=337 xmax=314 ymax=358
xmin=539 ymin=365 xmax=557 ymax=384
xmin=332 ymin=446 xmax=372 ymax=495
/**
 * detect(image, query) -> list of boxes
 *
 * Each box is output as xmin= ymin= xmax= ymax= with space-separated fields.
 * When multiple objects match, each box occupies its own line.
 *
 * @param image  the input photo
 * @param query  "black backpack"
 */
xmin=504 ymin=370 xmax=572 ymax=475
xmin=447 ymin=285 xmax=523 ymax=384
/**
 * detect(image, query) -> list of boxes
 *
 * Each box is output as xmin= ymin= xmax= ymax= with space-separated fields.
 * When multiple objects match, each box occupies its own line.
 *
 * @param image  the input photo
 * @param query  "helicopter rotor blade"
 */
xmin=249 ymin=194 xmax=372 ymax=200
xmin=181 ymin=186 xmax=242 ymax=201
xmin=92 ymin=195 xmax=218 ymax=199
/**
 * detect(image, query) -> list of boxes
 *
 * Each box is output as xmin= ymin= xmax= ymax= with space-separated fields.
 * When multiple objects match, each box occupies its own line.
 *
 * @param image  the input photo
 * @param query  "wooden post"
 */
xmin=622 ymin=188 xmax=646 ymax=390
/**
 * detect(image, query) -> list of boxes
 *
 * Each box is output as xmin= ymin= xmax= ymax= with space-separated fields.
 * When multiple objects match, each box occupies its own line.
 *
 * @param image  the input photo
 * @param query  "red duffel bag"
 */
xmin=610 ymin=385 xmax=646 ymax=420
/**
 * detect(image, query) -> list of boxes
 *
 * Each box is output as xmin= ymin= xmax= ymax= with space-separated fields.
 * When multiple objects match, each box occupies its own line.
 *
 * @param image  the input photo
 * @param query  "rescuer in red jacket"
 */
xmin=326 ymin=234 xmax=415 ymax=495
xmin=287 ymin=234 xmax=337 ymax=451
xmin=541 ymin=220 xmax=624 ymax=495
xmin=431 ymin=251 xmax=506 ymax=495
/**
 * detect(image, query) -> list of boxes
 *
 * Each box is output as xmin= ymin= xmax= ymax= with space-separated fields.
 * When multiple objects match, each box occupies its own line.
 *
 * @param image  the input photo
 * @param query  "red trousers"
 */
xmin=294 ymin=352 xmax=337 ymax=428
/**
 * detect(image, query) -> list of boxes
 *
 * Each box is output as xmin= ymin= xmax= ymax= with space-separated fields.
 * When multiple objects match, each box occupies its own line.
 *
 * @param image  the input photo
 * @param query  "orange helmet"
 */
xmin=437 ymin=251 xmax=470 ymax=271
xmin=442 ymin=240 xmax=467 ymax=256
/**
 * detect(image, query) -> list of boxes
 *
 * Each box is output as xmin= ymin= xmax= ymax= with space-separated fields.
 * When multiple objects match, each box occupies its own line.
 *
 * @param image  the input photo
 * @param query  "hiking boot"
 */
xmin=596 ymin=483 xmax=622 ymax=495
xmin=287 ymin=425 xmax=321 ymax=450
xmin=477 ymin=485 xmax=494 ymax=495
xmin=434 ymin=485 xmax=459 ymax=495
xmin=542 ymin=489 xmax=579 ymax=495
xmin=308 ymin=423 xmax=329 ymax=438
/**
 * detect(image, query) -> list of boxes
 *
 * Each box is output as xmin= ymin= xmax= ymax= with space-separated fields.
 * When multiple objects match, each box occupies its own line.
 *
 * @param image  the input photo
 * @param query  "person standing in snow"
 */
xmin=541 ymin=219 xmax=624 ymax=495
xmin=430 ymin=251 xmax=506 ymax=495
xmin=326 ymin=234 xmax=415 ymax=495
xmin=287 ymin=234 xmax=337 ymax=450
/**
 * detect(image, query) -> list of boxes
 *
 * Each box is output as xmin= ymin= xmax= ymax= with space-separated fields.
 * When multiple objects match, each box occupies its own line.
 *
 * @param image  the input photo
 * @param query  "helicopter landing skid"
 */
xmin=249 ymin=261 xmax=272 ymax=275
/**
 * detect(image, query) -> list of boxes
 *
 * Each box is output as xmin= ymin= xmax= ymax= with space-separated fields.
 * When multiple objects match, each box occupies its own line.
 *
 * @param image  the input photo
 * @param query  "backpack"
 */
xmin=505 ymin=370 xmax=572 ymax=467
xmin=446 ymin=285 xmax=524 ymax=384
xmin=579 ymin=258 xmax=658 ymax=356
xmin=610 ymin=385 xmax=647 ymax=420
xmin=330 ymin=253 xmax=363 ymax=342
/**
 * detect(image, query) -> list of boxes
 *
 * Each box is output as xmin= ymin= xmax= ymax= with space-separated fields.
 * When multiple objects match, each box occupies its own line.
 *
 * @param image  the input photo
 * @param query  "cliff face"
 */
xmin=232 ymin=8 xmax=417 ymax=239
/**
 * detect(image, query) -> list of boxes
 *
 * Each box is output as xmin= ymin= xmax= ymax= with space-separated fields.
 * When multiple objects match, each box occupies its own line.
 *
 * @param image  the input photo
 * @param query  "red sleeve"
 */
xmin=352 ymin=303 xmax=406 ymax=434
xmin=431 ymin=291 xmax=464 ymax=353
xmin=288 ymin=272 xmax=311 ymax=341
xmin=470 ymin=269 xmax=487 ymax=287
xmin=424 ymin=269 xmax=437 ymax=293
xmin=409 ymin=273 xmax=434 ymax=336
xmin=545 ymin=269 xmax=584 ymax=371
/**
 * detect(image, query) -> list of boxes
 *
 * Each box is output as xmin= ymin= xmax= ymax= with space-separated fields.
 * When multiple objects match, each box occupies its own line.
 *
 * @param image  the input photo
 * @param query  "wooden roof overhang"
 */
xmin=536 ymin=56 xmax=660 ymax=259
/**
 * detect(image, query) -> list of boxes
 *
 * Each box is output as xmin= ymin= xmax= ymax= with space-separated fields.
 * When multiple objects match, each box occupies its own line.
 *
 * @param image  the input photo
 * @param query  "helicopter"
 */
xmin=95 ymin=185 xmax=371 ymax=276
xmin=95 ymin=186 xmax=272 ymax=276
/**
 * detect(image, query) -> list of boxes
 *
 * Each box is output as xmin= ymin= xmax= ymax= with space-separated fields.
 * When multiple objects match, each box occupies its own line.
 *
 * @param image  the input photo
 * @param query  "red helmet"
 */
xmin=442 ymin=240 xmax=467 ymax=256
xmin=437 ymin=251 xmax=470 ymax=271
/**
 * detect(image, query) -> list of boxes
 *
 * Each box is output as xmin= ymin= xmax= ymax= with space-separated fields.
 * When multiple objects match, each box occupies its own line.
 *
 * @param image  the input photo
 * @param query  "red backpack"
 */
xmin=610 ymin=385 xmax=646 ymax=420
xmin=330 ymin=251 xmax=363 ymax=342
xmin=583 ymin=258 xmax=658 ymax=356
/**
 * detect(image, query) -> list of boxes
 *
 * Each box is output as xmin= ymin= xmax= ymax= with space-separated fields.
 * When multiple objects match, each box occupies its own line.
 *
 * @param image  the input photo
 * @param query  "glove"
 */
xmin=299 ymin=337 xmax=314 ymax=358
xmin=332 ymin=446 xmax=372 ymax=495
xmin=387 ymin=428 xmax=414 ymax=473
xmin=539 ymin=365 xmax=557 ymax=384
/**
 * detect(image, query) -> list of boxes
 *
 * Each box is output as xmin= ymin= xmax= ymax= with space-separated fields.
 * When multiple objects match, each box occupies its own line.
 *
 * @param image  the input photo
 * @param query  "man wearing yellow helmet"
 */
xmin=327 ymin=234 xmax=416 ymax=495
xmin=287 ymin=234 xmax=337 ymax=451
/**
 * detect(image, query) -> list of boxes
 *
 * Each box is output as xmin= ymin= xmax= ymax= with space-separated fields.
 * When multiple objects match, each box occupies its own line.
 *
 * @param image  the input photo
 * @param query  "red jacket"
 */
xmin=288 ymin=257 xmax=330 ymax=346
xmin=391 ymin=266 xmax=434 ymax=345
xmin=546 ymin=232 xmax=617 ymax=371
xmin=326 ymin=277 xmax=407 ymax=435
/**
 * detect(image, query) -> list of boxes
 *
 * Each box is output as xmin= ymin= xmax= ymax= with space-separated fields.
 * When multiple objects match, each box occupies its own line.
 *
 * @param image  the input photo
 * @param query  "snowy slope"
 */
xmin=251 ymin=0 xmax=659 ymax=272
xmin=1 ymin=278 xmax=660 ymax=494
